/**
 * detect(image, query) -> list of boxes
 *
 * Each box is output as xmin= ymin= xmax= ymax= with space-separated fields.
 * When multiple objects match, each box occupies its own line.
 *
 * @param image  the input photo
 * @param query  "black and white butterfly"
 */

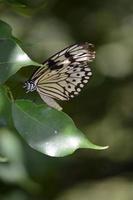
xmin=24 ymin=42 xmax=95 ymax=110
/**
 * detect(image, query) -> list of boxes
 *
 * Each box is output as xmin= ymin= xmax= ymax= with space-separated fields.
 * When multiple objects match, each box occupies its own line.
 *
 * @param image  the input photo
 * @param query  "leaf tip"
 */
xmin=95 ymin=145 xmax=109 ymax=150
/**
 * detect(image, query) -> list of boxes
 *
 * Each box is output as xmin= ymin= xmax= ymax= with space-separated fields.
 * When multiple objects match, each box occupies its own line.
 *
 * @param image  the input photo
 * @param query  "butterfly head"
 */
xmin=24 ymin=80 xmax=36 ymax=93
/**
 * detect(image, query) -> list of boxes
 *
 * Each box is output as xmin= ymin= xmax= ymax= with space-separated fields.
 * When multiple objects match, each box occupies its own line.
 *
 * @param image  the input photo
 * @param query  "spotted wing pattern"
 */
xmin=30 ymin=42 xmax=95 ymax=101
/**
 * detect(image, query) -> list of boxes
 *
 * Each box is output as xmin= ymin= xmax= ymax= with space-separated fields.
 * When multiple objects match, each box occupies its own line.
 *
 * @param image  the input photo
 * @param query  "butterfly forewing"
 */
xmin=28 ymin=42 xmax=95 ymax=103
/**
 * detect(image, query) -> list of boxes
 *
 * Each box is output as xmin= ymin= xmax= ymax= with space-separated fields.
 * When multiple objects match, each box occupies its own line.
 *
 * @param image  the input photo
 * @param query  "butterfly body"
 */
xmin=24 ymin=42 xmax=95 ymax=110
xmin=24 ymin=80 xmax=36 ymax=92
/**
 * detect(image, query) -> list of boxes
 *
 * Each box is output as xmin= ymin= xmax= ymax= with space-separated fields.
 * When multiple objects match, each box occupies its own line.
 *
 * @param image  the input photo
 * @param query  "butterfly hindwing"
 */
xmin=36 ymin=66 xmax=91 ymax=101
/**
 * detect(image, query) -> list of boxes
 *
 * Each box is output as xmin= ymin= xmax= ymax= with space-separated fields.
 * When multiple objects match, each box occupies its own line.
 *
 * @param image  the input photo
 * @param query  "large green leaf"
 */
xmin=0 ymin=20 xmax=41 ymax=84
xmin=12 ymin=100 xmax=108 ymax=157
xmin=0 ymin=38 xmax=41 ymax=84
xmin=0 ymin=20 xmax=12 ymax=38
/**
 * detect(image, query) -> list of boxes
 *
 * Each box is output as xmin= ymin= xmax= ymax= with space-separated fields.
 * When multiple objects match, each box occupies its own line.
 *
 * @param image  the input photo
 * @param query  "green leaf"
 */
xmin=12 ymin=100 xmax=108 ymax=157
xmin=0 ymin=38 xmax=41 ymax=84
xmin=0 ymin=20 xmax=41 ymax=84
xmin=0 ymin=20 xmax=12 ymax=38
xmin=0 ymin=85 xmax=13 ymax=127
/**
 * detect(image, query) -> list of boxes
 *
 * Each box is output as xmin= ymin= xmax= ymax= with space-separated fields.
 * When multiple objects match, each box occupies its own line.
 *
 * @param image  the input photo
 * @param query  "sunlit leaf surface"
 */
xmin=12 ymin=100 xmax=108 ymax=157
xmin=0 ymin=38 xmax=41 ymax=84
xmin=0 ymin=19 xmax=41 ymax=84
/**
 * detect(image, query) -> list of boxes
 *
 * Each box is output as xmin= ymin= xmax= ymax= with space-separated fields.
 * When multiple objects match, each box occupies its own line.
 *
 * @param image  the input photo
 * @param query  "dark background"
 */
xmin=0 ymin=0 xmax=133 ymax=199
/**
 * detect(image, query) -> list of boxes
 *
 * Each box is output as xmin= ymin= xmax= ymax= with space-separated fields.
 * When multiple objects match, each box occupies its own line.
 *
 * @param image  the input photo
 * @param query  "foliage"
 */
xmin=0 ymin=20 xmax=107 ymax=159
xmin=0 ymin=0 xmax=133 ymax=199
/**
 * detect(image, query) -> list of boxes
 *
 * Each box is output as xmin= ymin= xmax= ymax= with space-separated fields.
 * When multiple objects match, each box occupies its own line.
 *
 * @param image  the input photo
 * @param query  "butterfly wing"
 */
xmin=30 ymin=42 xmax=95 ymax=101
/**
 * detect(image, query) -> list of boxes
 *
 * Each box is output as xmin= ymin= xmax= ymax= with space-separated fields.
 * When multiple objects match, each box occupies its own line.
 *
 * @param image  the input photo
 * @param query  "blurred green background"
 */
xmin=0 ymin=0 xmax=133 ymax=199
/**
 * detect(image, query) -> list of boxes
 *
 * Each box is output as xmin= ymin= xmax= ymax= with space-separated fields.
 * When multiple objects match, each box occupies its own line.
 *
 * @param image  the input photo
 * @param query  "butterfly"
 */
xmin=24 ymin=42 xmax=96 ymax=110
